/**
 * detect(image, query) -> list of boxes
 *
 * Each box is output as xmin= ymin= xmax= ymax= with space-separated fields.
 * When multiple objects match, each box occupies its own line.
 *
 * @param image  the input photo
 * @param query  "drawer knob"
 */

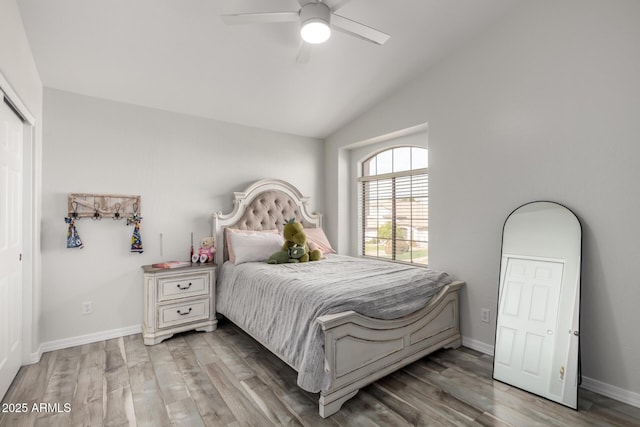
xmin=177 ymin=282 xmax=192 ymax=290
xmin=177 ymin=307 xmax=192 ymax=316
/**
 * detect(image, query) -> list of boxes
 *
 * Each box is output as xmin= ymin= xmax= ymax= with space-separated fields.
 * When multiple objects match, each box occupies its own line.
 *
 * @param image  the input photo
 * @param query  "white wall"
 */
xmin=0 ymin=0 xmax=41 ymax=109
xmin=326 ymin=0 xmax=640 ymax=401
xmin=41 ymin=88 xmax=324 ymax=344
xmin=0 ymin=0 xmax=43 ymax=359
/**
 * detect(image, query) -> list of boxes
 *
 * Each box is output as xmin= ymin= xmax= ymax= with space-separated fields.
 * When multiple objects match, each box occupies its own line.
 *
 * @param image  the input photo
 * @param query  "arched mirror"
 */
xmin=493 ymin=201 xmax=582 ymax=409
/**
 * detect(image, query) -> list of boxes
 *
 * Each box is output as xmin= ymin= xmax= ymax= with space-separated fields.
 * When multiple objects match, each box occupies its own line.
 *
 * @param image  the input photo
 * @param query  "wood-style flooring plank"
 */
xmin=366 ymin=376 xmax=477 ymax=426
xmin=578 ymin=388 xmax=640 ymax=426
xmin=240 ymin=375 xmax=304 ymax=426
xmin=329 ymin=389 xmax=409 ymax=427
xmin=33 ymin=346 xmax=81 ymax=427
xmin=69 ymin=341 xmax=105 ymax=427
xmin=385 ymin=369 xmax=483 ymax=422
xmin=243 ymin=353 xmax=298 ymax=395
xmin=0 ymin=351 xmax=58 ymax=427
xmin=216 ymin=323 xmax=264 ymax=359
xmin=146 ymin=339 xmax=205 ymax=426
xmin=167 ymin=335 xmax=236 ymax=426
xmin=103 ymin=337 xmax=137 ymax=427
xmin=202 ymin=331 xmax=256 ymax=381
xmin=406 ymin=358 xmax=594 ymax=427
xmin=191 ymin=330 xmax=268 ymax=425
xmin=123 ymin=334 xmax=172 ymax=427
xmin=201 ymin=359 xmax=272 ymax=427
xmin=242 ymin=350 xmax=339 ymax=427
xmin=278 ymin=391 xmax=340 ymax=427
xmin=408 ymin=361 xmax=549 ymax=426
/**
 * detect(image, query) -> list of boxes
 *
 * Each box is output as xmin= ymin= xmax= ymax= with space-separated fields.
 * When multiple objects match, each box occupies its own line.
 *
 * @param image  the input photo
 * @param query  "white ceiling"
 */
xmin=17 ymin=0 xmax=521 ymax=139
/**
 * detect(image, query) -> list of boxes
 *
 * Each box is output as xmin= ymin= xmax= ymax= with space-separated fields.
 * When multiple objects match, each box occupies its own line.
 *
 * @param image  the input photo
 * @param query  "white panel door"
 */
xmin=494 ymin=257 xmax=564 ymax=396
xmin=0 ymin=99 xmax=23 ymax=400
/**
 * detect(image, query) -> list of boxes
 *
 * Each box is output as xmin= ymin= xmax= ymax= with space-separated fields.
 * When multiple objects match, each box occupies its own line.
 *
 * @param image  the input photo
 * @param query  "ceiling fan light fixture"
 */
xmin=301 ymin=20 xmax=331 ymax=44
xmin=299 ymin=2 xmax=331 ymax=44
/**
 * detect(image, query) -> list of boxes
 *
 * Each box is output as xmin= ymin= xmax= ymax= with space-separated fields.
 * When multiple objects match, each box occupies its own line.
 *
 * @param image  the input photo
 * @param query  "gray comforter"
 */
xmin=216 ymin=254 xmax=452 ymax=392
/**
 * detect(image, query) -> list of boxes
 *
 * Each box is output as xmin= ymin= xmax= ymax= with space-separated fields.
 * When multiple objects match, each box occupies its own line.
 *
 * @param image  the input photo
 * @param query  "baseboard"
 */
xmin=26 ymin=344 xmax=43 ymax=365
xmin=581 ymin=376 xmax=640 ymax=409
xmin=39 ymin=324 xmax=142 ymax=354
xmin=461 ymin=335 xmax=494 ymax=356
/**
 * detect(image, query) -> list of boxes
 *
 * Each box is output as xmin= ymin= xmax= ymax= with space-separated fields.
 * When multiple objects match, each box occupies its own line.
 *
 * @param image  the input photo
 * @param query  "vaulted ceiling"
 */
xmin=17 ymin=0 xmax=522 ymax=138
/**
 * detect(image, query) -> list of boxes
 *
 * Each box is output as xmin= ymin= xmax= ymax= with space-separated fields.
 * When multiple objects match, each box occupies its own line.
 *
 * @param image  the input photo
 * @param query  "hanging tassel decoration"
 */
xmin=65 ymin=217 xmax=84 ymax=249
xmin=128 ymin=216 xmax=144 ymax=253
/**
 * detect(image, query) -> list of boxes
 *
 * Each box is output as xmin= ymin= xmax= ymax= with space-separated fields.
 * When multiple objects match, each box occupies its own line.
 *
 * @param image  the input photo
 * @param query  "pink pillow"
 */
xmin=226 ymin=228 xmax=279 ymax=263
xmin=305 ymin=227 xmax=336 ymax=254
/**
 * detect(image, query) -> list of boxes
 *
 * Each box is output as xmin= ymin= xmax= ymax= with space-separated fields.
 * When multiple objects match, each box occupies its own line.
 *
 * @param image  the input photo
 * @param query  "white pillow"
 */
xmin=229 ymin=232 xmax=284 ymax=264
xmin=226 ymin=228 xmax=278 ymax=263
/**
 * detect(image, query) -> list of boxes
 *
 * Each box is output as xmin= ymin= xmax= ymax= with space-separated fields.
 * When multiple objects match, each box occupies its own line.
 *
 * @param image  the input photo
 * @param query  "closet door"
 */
xmin=0 ymin=98 xmax=23 ymax=399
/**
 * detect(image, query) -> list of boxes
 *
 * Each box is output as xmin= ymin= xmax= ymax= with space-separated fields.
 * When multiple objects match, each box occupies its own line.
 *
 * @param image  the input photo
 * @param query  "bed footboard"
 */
xmin=316 ymin=280 xmax=464 ymax=418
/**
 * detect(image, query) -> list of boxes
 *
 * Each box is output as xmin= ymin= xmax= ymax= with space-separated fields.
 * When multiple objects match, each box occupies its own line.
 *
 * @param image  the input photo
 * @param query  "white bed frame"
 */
xmin=212 ymin=179 xmax=464 ymax=418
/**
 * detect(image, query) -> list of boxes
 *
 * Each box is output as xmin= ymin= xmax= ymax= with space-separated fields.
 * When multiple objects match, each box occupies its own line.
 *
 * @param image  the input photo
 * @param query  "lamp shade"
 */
xmin=299 ymin=2 xmax=331 ymax=44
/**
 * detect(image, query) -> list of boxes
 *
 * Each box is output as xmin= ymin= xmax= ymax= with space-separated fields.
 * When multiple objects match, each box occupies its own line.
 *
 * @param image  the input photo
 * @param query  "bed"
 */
xmin=212 ymin=179 xmax=464 ymax=418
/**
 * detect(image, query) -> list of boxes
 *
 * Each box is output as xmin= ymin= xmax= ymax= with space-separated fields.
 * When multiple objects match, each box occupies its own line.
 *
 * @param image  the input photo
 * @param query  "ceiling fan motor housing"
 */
xmin=300 ymin=2 xmax=332 ymax=30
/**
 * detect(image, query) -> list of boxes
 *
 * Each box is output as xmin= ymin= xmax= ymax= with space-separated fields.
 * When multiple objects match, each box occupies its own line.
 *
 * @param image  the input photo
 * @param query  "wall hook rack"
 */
xmin=67 ymin=193 xmax=142 ymax=221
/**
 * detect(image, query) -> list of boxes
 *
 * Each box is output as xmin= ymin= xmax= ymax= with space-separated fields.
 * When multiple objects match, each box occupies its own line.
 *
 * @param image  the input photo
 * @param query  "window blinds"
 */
xmin=360 ymin=168 xmax=428 ymax=264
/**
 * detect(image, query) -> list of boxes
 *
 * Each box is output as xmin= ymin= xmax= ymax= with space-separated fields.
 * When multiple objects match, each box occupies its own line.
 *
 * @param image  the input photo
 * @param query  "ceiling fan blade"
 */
xmin=323 ymin=0 xmax=353 ymax=12
xmin=298 ymin=0 xmax=351 ymax=12
xmin=332 ymin=14 xmax=390 ymax=45
xmin=296 ymin=41 xmax=312 ymax=64
xmin=221 ymin=11 xmax=299 ymax=25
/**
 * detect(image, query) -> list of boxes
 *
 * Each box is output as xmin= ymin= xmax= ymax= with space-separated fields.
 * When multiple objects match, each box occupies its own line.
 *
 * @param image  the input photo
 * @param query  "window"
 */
xmin=359 ymin=146 xmax=428 ymax=265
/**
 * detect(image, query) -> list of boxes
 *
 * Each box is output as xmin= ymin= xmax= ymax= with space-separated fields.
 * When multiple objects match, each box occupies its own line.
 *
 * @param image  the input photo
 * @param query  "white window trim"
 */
xmin=357 ymin=147 xmax=428 ymax=265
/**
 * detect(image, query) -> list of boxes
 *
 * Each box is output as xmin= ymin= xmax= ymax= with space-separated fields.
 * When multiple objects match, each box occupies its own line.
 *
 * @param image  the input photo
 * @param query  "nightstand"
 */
xmin=141 ymin=263 xmax=217 ymax=345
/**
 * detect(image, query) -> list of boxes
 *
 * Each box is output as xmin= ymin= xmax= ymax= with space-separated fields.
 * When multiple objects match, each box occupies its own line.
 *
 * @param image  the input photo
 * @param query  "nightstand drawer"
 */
xmin=158 ymin=274 xmax=209 ymax=301
xmin=158 ymin=299 xmax=209 ymax=328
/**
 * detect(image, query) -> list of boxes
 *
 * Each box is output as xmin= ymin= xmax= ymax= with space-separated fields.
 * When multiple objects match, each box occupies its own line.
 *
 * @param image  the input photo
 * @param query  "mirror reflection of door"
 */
xmin=493 ymin=201 xmax=582 ymax=409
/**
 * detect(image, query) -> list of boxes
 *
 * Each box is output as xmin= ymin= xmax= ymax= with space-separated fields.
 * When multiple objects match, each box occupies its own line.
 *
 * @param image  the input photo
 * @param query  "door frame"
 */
xmin=0 ymin=71 xmax=39 ymax=365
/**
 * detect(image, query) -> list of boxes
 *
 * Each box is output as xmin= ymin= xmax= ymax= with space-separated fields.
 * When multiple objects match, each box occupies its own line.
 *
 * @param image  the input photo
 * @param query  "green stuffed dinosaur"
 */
xmin=267 ymin=218 xmax=322 ymax=264
xmin=267 ymin=244 xmax=307 ymax=264
xmin=281 ymin=218 xmax=322 ymax=262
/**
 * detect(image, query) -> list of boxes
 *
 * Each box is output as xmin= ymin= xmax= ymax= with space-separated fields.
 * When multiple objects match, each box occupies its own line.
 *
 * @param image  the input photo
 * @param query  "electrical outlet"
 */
xmin=82 ymin=301 xmax=93 ymax=315
xmin=481 ymin=308 xmax=490 ymax=323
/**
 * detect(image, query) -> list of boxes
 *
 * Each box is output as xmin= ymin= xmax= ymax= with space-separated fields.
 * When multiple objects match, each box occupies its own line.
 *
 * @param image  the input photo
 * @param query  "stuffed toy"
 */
xmin=280 ymin=218 xmax=322 ymax=262
xmin=197 ymin=236 xmax=216 ymax=263
xmin=267 ymin=244 xmax=307 ymax=264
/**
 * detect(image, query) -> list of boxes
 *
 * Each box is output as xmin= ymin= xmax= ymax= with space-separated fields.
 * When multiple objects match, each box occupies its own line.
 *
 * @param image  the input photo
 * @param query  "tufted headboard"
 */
xmin=211 ymin=179 xmax=322 ymax=266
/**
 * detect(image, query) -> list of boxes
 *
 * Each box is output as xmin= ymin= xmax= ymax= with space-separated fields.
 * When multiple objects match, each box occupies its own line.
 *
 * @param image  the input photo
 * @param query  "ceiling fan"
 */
xmin=220 ymin=0 xmax=390 ymax=63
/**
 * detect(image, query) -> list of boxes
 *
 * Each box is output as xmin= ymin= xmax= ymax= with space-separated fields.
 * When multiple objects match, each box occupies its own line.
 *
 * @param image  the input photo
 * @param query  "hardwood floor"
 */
xmin=2 ymin=319 xmax=639 ymax=426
